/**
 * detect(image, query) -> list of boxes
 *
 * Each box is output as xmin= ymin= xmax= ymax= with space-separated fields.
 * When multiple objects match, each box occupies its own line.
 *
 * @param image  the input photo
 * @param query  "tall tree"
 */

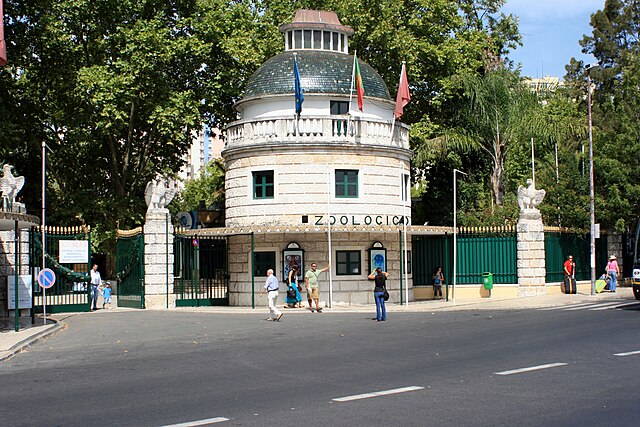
xmin=573 ymin=0 xmax=640 ymax=230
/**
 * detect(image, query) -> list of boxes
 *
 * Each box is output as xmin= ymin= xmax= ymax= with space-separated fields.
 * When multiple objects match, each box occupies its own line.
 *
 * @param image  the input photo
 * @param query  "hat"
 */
xmin=610 ymin=255 xmax=616 ymax=260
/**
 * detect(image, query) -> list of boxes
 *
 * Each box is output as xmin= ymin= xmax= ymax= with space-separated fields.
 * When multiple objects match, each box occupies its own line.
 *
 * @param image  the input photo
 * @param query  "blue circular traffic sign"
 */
xmin=38 ymin=268 xmax=56 ymax=289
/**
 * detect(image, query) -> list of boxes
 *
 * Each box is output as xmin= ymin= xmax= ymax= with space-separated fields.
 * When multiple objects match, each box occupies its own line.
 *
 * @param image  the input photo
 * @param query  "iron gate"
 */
xmin=115 ymin=228 xmax=145 ymax=309
xmin=174 ymin=234 xmax=229 ymax=306
xmin=30 ymin=226 xmax=92 ymax=313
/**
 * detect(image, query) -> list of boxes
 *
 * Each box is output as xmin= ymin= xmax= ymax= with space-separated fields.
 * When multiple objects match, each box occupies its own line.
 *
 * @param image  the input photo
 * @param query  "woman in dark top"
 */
xmin=368 ymin=267 xmax=389 ymax=321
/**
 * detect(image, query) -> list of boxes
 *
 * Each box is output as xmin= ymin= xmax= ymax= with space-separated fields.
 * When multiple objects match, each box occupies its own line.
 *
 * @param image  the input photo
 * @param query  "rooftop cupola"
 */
xmin=279 ymin=10 xmax=354 ymax=54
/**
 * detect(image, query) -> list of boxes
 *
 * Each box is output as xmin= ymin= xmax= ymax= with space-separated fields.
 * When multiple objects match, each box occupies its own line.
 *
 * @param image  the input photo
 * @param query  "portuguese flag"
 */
xmin=354 ymin=54 xmax=364 ymax=112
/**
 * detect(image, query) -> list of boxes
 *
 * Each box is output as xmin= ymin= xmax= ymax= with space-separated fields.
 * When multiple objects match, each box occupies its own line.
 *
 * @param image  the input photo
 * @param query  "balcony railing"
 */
xmin=224 ymin=115 xmax=409 ymax=150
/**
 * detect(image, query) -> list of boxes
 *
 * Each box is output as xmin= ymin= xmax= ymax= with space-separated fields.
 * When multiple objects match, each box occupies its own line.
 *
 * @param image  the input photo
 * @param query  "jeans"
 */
xmin=608 ymin=271 xmax=617 ymax=291
xmin=374 ymin=291 xmax=386 ymax=321
xmin=91 ymin=284 xmax=99 ymax=309
xmin=267 ymin=290 xmax=281 ymax=319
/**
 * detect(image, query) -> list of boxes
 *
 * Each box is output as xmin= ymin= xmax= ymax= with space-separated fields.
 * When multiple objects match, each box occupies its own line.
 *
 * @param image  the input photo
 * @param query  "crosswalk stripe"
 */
xmin=589 ymin=301 xmax=629 ymax=311
xmin=612 ymin=301 xmax=640 ymax=310
xmin=564 ymin=304 xmax=601 ymax=311
xmin=538 ymin=302 xmax=595 ymax=311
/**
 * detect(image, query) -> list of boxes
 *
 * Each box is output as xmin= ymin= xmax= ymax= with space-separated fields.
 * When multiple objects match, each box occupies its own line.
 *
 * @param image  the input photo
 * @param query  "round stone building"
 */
xmin=217 ymin=10 xmax=440 ymax=306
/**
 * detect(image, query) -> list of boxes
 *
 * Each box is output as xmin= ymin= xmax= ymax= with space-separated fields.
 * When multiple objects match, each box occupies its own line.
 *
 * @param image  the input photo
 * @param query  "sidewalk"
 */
xmin=1 ymin=287 xmax=635 ymax=361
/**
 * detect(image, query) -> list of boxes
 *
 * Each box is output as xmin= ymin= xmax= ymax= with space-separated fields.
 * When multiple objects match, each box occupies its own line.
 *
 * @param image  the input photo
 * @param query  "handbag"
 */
xmin=383 ymin=289 xmax=389 ymax=301
xmin=287 ymin=287 xmax=296 ymax=299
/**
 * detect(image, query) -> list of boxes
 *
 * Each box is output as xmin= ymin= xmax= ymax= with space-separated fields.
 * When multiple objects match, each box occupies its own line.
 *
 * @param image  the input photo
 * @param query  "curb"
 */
xmin=0 ymin=319 xmax=62 ymax=362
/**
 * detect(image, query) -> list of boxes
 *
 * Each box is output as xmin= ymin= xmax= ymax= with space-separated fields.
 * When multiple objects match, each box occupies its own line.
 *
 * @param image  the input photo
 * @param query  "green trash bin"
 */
xmin=482 ymin=272 xmax=493 ymax=290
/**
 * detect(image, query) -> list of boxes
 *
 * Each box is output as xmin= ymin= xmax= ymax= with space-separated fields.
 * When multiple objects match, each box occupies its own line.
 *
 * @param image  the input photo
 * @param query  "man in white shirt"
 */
xmin=260 ymin=269 xmax=283 ymax=321
xmin=90 ymin=264 xmax=102 ymax=310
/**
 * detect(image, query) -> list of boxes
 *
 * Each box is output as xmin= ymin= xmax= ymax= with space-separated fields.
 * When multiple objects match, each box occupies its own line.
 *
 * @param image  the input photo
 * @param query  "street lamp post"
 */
xmin=453 ymin=169 xmax=467 ymax=305
xmin=586 ymin=63 xmax=598 ymax=296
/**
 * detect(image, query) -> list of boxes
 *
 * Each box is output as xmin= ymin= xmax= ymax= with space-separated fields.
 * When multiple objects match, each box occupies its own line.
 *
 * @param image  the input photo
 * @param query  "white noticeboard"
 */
xmin=59 ymin=240 xmax=89 ymax=264
xmin=7 ymin=275 xmax=33 ymax=309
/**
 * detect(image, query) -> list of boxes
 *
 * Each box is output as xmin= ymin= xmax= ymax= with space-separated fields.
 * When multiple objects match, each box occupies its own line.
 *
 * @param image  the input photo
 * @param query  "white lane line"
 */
xmin=589 ymin=301 xmax=636 ymax=311
xmin=332 ymin=386 xmax=424 ymax=402
xmin=161 ymin=417 xmax=229 ymax=427
xmin=538 ymin=303 xmax=594 ymax=311
xmin=614 ymin=302 xmax=640 ymax=310
xmin=495 ymin=363 xmax=568 ymax=376
xmin=614 ymin=350 xmax=640 ymax=357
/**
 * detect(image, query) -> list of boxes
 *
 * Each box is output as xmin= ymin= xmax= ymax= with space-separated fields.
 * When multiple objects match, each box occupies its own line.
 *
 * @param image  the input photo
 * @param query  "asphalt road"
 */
xmin=1 ymin=303 xmax=640 ymax=427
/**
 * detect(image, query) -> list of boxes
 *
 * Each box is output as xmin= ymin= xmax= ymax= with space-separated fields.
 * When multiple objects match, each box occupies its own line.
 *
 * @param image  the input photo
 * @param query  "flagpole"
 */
xmin=348 ymin=51 xmax=356 ymax=112
xmin=326 ymin=166 xmax=333 ymax=308
xmin=402 ymin=162 xmax=409 ymax=305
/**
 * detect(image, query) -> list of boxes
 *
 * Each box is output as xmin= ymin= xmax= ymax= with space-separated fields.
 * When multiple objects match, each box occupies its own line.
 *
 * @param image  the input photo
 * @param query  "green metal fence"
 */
xmin=457 ymin=228 xmax=518 ymax=284
xmin=412 ymin=227 xmax=517 ymax=286
xmin=116 ymin=228 xmax=145 ymax=309
xmin=174 ymin=234 xmax=229 ymax=306
xmin=30 ymin=226 xmax=91 ymax=313
xmin=545 ymin=231 xmax=609 ymax=282
xmin=412 ymin=235 xmax=452 ymax=286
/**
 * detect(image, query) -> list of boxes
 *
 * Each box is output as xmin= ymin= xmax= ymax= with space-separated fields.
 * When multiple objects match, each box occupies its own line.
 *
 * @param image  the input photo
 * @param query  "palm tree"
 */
xmin=422 ymin=68 xmax=545 ymax=205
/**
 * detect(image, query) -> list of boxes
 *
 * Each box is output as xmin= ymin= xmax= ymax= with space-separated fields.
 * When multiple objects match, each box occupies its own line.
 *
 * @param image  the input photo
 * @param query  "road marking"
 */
xmin=590 ymin=301 xmax=639 ymax=310
xmin=332 ymin=386 xmax=424 ymax=402
xmin=614 ymin=350 xmax=640 ymax=357
xmin=495 ymin=363 xmax=568 ymax=376
xmin=538 ymin=303 xmax=594 ymax=311
xmin=160 ymin=417 xmax=229 ymax=427
xmin=564 ymin=304 xmax=601 ymax=311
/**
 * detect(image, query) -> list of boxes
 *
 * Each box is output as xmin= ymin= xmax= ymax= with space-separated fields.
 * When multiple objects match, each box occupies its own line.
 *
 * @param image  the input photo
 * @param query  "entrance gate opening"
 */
xmin=174 ymin=234 xmax=229 ymax=306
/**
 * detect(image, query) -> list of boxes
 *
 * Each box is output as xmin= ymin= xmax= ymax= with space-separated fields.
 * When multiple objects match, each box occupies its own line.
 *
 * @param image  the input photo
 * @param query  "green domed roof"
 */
xmin=243 ymin=50 xmax=391 ymax=100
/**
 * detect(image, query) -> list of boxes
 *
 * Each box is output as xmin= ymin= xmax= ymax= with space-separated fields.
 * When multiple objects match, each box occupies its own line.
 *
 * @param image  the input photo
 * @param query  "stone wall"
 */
xmin=228 ymin=231 xmax=412 ymax=306
xmin=0 ymin=230 xmax=31 ymax=317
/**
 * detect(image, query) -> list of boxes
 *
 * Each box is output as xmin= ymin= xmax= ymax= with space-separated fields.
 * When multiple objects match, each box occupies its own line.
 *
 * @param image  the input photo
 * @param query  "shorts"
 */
xmin=104 ymin=297 xmax=112 ymax=304
xmin=308 ymin=287 xmax=319 ymax=300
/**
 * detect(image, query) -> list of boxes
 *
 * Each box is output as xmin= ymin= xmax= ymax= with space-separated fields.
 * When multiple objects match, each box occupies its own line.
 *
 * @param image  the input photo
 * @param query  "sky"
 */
xmin=502 ymin=0 xmax=605 ymax=79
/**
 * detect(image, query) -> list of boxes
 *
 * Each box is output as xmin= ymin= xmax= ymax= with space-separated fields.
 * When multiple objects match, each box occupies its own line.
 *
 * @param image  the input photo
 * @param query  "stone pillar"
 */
xmin=517 ymin=210 xmax=547 ymax=296
xmin=0 ymin=230 xmax=30 ymax=317
xmin=144 ymin=208 xmax=175 ymax=309
xmin=607 ymin=233 xmax=623 ymax=272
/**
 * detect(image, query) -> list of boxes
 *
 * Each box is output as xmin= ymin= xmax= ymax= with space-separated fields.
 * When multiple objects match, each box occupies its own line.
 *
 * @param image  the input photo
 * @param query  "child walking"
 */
xmin=102 ymin=283 xmax=113 ymax=309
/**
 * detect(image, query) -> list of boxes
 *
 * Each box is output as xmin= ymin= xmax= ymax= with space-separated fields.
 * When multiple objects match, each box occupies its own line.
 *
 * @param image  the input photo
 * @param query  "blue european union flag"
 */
xmin=294 ymin=54 xmax=304 ymax=116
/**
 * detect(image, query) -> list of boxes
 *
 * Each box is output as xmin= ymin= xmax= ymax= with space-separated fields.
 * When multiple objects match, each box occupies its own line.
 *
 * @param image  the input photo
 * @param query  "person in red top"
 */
xmin=563 ymin=255 xmax=575 ymax=277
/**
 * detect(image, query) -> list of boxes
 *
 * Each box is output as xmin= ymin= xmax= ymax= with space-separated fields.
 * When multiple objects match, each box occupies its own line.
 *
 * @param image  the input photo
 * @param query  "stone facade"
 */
xmin=144 ymin=209 xmax=175 ymax=309
xmin=0 ymin=229 xmax=31 ymax=317
xmin=517 ymin=211 xmax=547 ymax=296
xmin=228 ymin=230 xmax=412 ymax=307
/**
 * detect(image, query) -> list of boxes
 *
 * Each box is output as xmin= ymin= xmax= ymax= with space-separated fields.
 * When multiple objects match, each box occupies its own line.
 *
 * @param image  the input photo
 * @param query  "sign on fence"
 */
xmin=59 ymin=240 xmax=89 ymax=263
xmin=7 ymin=275 xmax=33 ymax=309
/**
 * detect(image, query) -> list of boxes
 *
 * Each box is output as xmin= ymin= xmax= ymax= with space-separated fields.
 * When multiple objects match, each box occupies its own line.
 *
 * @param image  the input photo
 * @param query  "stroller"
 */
xmin=595 ymin=274 xmax=610 ymax=293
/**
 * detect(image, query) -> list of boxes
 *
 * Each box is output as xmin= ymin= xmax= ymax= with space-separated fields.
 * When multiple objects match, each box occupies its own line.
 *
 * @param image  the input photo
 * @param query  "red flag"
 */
xmin=394 ymin=63 xmax=411 ymax=119
xmin=354 ymin=55 xmax=364 ymax=112
xmin=0 ymin=0 xmax=6 ymax=66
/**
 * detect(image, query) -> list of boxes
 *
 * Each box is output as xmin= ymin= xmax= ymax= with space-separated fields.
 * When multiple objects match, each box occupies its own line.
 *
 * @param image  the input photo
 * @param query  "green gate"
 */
xmin=116 ymin=228 xmax=145 ymax=309
xmin=30 ymin=226 xmax=92 ymax=313
xmin=174 ymin=234 xmax=229 ymax=306
xmin=412 ymin=226 xmax=517 ymax=286
xmin=545 ymin=229 xmax=609 ymax=282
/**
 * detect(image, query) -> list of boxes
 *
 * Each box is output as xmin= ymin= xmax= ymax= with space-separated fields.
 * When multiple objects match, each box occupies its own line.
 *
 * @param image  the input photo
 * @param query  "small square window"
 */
xmin=330 ymin=101 xmax=349 ymax=115
xmin=253 ymin=171 xmax=274 ymax=199
xmin=254 ymin=252 xmax=275 ymax=276
xmin=336 ymin=250 xmax=361 ymax=275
